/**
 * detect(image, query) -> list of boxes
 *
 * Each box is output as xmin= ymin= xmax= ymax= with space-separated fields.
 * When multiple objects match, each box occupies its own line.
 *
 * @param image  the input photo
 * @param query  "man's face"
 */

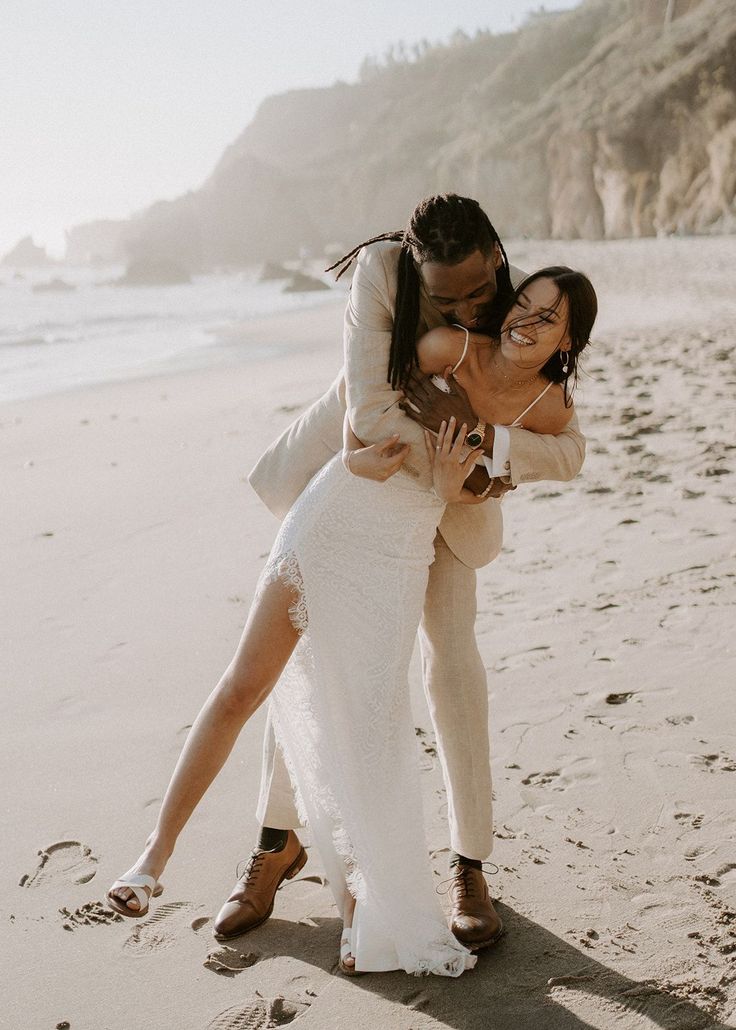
xmin=419 ymin=246 xmax=501 ymax=330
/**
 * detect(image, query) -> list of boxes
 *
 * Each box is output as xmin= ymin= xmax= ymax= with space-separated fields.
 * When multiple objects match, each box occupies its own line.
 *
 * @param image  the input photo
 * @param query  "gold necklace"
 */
xmin=489 ymin=350 xmax=541 ymax=389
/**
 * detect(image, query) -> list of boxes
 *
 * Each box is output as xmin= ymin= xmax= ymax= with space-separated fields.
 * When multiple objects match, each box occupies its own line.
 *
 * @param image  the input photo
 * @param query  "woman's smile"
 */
xmin=508 ymin=327 xmax=535 ymax=347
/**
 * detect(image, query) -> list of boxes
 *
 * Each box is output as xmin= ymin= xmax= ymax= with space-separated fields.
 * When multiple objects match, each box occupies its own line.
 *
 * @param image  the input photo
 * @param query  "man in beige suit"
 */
xmin=214 ymin=195 xmax=585 ymax=949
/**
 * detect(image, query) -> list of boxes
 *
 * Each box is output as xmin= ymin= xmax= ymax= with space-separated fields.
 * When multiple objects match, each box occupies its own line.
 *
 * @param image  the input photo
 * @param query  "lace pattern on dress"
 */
xmin=258 ymin=551 xmax=309 ymax=635
xmin=258 ymin=455 xmax=474 ymax=976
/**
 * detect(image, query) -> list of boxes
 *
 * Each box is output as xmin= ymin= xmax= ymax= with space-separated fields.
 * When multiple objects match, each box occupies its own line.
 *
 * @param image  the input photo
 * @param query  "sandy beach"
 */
xmin=2 ymin=237 xmax=735 ymax=1030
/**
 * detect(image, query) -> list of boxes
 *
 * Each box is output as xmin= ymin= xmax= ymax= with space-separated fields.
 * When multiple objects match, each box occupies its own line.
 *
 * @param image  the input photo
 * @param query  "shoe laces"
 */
xmin=436 ymin=861 xmax=499 ymax=898
xmin=235 ymin=848 xmax=269 ymax=882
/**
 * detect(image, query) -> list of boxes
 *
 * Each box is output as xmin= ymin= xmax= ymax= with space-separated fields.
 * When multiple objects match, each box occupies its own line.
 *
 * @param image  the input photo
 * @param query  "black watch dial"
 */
xmin=466 ymin=431 xmax=483 ymax=448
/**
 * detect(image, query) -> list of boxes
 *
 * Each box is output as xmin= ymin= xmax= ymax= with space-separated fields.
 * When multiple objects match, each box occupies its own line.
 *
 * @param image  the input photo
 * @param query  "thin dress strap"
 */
xmin=449 ymin=324 xmax=470 ymax=373
xmin=509 ymin=381 xmax=554 ymax=427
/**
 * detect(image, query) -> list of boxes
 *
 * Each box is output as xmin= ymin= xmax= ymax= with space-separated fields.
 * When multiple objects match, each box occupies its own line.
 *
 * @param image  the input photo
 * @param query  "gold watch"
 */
xmin=466 ymin=420 xmax=486 ymax=449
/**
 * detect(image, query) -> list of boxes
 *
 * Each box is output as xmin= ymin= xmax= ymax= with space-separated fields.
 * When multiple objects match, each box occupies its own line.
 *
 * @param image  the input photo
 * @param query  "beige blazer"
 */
xmin=249 ymin=241 xmax=585 ymax=569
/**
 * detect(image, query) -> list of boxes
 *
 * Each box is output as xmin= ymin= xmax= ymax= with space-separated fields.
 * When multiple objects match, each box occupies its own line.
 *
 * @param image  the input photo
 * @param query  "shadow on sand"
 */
xmin=249 ymin=904 xmax=731 ymax=1029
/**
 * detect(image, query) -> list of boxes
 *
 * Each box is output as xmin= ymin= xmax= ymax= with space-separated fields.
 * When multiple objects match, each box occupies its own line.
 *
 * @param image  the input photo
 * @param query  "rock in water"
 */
xmin=1 ymin=236 xmax=54 ymax=267
xmin=282 ymin=272 xmax=330 ymax=293
xmin=117 ymin=258 xmax=191 ymax=286
xmin=259 ymin=261 xmax=291 ymax=281
xmin=32 ymin=277 xmax=76 ymax=293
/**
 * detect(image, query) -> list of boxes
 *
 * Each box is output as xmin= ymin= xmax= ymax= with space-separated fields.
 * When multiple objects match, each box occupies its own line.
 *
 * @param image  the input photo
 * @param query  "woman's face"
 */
xmin=500 ymin=277 xmax=570 ymax=371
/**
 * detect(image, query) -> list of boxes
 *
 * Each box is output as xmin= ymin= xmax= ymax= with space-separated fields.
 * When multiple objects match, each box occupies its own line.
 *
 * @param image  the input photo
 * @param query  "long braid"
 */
xmin=388 ymin=245 xmax=421 ymax=389
xmin=325 ymin=231 xmax=404 ymax=281
xmin=326 ymin=194 xmax=510 ymax=389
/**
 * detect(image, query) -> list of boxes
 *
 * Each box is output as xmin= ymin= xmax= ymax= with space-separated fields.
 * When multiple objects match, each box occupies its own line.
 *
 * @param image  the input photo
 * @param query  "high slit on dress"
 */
xmin=258 ymin=454 xmax=476 ymax=976
xmin=257 ymin=343 xmax=556 ymax=975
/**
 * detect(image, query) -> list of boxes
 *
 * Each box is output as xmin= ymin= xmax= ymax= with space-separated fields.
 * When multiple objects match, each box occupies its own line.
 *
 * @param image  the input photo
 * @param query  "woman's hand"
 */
xmin=424 ymin=416 xmax=484 ymax=503
xmin=343 ymin=434 xmax=411 ymax=482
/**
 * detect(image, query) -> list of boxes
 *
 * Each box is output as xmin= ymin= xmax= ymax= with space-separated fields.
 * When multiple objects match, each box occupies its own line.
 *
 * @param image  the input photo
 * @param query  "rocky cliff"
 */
xmin=1 ymin=235 xmax=54 ymax=267
xmin=85 ymin=0 xmax=736 ymax=268
xmin=64 ymin=219 xmax=132 ymax=265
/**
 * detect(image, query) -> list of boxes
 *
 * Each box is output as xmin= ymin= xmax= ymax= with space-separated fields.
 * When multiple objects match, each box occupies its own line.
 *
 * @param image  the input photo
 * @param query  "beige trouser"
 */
xmin=255 ymin=531 xmax=493 ymax=861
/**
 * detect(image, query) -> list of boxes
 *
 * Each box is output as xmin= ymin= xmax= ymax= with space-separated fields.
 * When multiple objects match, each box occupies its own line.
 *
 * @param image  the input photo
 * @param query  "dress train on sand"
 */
xmin=258 ymin=455 xmax=475 ymax=976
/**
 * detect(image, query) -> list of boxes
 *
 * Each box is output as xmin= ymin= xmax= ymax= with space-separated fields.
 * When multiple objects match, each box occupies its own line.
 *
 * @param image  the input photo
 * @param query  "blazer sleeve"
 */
xmin=507 ymin=412 xmax=586 ymax=485
xmin=343 ymin=246 xmax=432 ymax=485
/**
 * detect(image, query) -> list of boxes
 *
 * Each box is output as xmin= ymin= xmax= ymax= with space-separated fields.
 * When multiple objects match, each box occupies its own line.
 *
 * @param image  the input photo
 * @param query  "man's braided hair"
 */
xmin=326 ymin=194 xmax=513 ymax=389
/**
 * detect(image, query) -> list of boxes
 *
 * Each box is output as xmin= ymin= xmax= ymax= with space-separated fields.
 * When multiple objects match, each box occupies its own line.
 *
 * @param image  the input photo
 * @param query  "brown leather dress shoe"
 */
xmin=213 ymin=830 xmax=307 ymax=940
xmin=448 ymin=864 xmax=504 ymax=950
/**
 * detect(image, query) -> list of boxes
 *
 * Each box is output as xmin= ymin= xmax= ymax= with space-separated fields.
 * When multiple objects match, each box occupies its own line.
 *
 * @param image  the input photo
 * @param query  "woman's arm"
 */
xmin=342 ymin=412 xmax=411 ymax=482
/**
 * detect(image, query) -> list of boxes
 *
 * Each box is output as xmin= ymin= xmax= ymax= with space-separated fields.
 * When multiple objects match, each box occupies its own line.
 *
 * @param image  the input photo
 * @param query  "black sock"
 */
xmin=257 ymin=826 xmax=289 ymax=852
xmin=450 ymin=850 xmax=482 ymax=871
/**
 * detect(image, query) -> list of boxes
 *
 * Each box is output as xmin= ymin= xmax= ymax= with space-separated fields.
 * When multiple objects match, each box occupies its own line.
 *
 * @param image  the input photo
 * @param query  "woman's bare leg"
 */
xmin=110 ymin=576 xmax=300 ymax=911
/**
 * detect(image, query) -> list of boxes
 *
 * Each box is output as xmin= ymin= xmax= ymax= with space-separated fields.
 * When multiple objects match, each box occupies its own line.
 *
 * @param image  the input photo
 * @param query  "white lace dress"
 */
xmin=258 ymin=454 xmax=476 ymax=976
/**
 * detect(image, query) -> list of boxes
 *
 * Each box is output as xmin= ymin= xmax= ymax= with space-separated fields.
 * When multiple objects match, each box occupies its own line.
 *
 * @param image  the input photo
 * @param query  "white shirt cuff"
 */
xmin=482 ymin=425 xmax=512 ymax=480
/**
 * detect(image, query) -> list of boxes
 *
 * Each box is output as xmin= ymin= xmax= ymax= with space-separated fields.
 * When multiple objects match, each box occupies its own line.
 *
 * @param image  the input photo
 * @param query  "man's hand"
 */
xmin=401 ymin=366 xmax=477 ymax=434
xmin=401 ymin=366 xmax=495 ymax=456
xmin=464 ymin=465 xmax=515 ymax=499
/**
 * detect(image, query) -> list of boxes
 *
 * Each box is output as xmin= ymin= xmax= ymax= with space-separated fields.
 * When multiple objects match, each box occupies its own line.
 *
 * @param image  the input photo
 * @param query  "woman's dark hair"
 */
xmin=326 ymin=194 xmax=513 ymax=388
xmin=502 ymin=265 xmax=597 ymax=406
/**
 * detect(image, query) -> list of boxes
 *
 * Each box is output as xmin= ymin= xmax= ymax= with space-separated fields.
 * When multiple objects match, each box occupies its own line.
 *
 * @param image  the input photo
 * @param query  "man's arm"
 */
xmin=507 ymin=413 xmax=585 ymax=485
xmin=343 ymin=245 xmax=432 ymax=484
xmin=402 ymin=368 xmax=585 ymax=486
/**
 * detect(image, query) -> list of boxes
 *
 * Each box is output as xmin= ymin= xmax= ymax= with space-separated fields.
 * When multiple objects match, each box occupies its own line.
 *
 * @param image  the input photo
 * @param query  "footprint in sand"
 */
xmin=205 ymin=996 xmax=310 ymax=1030
xmin=605 ymin=691 xmax=634 ymax=705
xmin=674 ymin=811 xmax=705 ymax=830
xmin=683 ymin=843 xmax=718 ymax=864
xmin=123 ymin=900 xmax=202 ymax=955
xmin=632 ymin=891 xmax=703 ymax=941
xmin=59 ymin=900 xmax=122 ymax=930
xmin=666 ymin=714 xmax=695 ymax=726
xmin=19 ymin=841 xmax=97 ymax=889
xmin=547 ymin=972 xmax=715 ymax=1029
xmin=495 ymin=644 xmax=552 ymax=674
xmin=680 ymin=881 xmax=736 ymax=966
xmin=415 ymin=726 xmax=439 ymax=770
xmin=521 ymin=758 xmax=597 ymax=791
xmin=203 ymin=944 xmax=260 ymax=977
xmin=690 ymin=752 xmax=736 ymax=774
xmin=521 ymin=769 xmax=561 ymax=787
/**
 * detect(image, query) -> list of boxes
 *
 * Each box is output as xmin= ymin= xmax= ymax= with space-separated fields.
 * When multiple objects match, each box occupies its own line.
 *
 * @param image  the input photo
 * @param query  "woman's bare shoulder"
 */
xmin=523 ymin=382 xmax=574 ymax=435
xmin=416 ymin=326 xmax=467 ymax=375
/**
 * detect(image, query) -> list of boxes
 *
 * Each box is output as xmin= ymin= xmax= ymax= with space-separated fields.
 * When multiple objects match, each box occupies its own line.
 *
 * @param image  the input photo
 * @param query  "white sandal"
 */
xmin=106 ymin=873 xmax=163 ymax=918
xmin=338 ymin=926 xmax=362 ymax=976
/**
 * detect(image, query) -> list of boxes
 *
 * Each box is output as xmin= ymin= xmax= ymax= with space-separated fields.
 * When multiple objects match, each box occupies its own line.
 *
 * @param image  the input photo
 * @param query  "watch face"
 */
xmin=466 ymin=431 xmax=483 ymax=448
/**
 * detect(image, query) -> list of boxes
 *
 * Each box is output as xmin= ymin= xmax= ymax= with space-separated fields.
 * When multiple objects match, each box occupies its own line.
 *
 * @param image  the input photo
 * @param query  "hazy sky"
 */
xmin=1 ymin=1 xmax=579 ymax=256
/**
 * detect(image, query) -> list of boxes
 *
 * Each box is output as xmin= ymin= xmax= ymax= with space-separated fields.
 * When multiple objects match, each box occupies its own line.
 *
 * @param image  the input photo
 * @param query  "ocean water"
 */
xmin=0 ymin=265 xmax=344 ymax=404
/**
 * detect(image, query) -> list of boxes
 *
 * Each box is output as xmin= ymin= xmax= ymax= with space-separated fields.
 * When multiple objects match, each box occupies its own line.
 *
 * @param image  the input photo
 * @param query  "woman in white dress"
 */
xmin=108 ymin=266 xmax=597 ymax=976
